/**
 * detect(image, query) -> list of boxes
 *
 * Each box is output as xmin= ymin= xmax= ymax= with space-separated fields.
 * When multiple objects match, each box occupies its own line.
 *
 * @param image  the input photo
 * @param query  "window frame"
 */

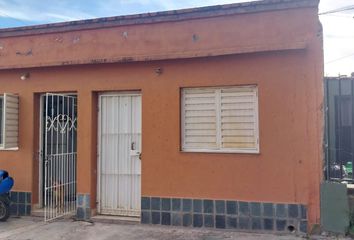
xmin=0 ymin=95 xmax=3 ymax=148
xmin=181 ymin=85 xmax=260 ymax=154
xmin=0 ymin=93 xmax=19 ymax=151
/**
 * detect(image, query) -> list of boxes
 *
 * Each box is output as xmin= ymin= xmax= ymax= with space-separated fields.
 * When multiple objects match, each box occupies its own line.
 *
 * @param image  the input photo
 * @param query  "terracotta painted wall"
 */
xmin=0 ymin=4 xmax=323 ymax=227
xmin=0 ymin=8 xmax=314 ymax=69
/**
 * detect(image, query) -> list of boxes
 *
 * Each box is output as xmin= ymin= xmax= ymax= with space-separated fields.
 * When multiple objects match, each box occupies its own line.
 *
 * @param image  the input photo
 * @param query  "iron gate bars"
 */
xmin=44 ymin=93 xmax=77 ymax=221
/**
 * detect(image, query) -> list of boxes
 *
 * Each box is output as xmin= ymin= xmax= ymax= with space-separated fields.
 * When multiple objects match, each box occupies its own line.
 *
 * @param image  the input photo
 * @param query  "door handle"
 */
xmin=139 ymin=152 xmax=142 ymax=160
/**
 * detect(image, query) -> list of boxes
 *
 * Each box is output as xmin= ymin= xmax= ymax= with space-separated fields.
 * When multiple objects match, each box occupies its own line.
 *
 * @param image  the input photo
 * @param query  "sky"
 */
xmin=0 ymin=0 xmax=353 ymax=77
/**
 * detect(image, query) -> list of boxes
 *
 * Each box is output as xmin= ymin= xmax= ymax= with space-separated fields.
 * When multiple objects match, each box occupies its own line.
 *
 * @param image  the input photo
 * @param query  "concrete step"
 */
xmin=91 ymin=215 xmax=140 ymax=225
xmin=31 ymin=209 xmax=45 ymax=218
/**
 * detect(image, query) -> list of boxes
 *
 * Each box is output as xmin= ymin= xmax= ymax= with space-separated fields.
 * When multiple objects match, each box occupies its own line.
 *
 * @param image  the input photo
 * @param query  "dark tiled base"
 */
xmin=9 ymin=191 xmax=31 ymax=216
xmin=76 ymin=193 xmax=90 ymax=220
xmin=141 ymin=197 xmax=308 ymax=234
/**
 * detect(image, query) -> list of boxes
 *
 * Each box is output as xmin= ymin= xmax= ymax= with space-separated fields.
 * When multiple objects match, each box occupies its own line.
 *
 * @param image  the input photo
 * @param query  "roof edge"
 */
xmin=0 ymin=40 xmax=308 ymax=70
xmin=0 ymin=0 xmax=319 ymax=38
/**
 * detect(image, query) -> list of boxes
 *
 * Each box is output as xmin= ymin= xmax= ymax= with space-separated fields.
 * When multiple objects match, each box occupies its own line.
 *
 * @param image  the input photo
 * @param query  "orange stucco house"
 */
xmin=0 ymin=0 xmax=323 ymax=234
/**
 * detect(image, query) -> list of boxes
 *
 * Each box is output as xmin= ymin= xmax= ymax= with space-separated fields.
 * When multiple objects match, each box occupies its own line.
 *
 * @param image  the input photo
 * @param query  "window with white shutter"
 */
xmin=0 ymin=93 xmax=19 ymax=150
xmin=181 ymin=85 xmax=259 ymax=153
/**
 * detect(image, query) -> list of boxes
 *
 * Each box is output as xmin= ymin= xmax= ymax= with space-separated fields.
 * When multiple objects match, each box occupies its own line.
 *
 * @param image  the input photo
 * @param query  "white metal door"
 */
xmin=98 ymin=93 xmax=141 ymax=216
xmin=44 ymin=93 xmax=77 ymax=221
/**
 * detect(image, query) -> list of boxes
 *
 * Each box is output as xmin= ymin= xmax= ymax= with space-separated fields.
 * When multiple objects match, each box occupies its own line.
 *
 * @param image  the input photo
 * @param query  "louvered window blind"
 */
xmin=0 ymin=93 xmax=19 ymax=149
xmin=181 ymin=86 xmax=259 ymax=153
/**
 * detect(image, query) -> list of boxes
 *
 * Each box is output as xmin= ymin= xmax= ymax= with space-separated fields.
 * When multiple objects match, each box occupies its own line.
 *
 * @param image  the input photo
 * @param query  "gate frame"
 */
xmin=38 ymin=92 xmax=77 ymax=219
xmin=97 ymin=91 xmax=142 ymax=216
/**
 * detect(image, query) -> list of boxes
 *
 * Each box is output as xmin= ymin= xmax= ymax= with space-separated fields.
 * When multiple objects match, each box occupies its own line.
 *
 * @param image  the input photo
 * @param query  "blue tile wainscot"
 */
xmin=141 ymin=197 xmax=308 ymax=234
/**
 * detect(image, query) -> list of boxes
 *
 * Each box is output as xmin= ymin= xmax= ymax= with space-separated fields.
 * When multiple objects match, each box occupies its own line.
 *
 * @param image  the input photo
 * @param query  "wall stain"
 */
xmin=16 ymin=49 xmax=33 ymax=56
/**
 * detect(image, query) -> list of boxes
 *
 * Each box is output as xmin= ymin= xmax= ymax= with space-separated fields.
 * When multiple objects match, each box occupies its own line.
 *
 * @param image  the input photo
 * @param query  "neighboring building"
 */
xmin=0 ymin=0 xmax=323 ymax=234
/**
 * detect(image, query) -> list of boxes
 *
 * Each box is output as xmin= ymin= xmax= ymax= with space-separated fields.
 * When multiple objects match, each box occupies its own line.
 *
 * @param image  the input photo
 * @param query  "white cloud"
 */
xmin=0 ymin=0 xmax=95 ymax=24
xmin=319 ymin=0 xmax=354 ymax=76
xmin=93 ymin=0 xmax=252 ymax=17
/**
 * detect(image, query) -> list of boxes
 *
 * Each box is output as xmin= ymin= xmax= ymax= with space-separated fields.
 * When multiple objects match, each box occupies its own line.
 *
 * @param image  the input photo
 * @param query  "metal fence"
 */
xmin=325 ymin=77 xmax=354 ymax=182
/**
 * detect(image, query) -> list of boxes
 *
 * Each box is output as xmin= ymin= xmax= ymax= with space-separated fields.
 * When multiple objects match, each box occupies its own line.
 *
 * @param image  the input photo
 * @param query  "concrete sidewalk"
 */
xmin=0 ymin=217 xmax=348 ymax=240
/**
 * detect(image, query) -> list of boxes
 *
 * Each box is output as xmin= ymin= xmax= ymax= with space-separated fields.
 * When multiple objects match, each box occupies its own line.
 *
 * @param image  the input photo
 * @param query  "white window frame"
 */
xmin=0 ymin=93 xmax=19 ymax=151
xmin=181 ymin=85 xmax=259 ymax=154
xmin=0 ymin=96 xmax=3 ymax=148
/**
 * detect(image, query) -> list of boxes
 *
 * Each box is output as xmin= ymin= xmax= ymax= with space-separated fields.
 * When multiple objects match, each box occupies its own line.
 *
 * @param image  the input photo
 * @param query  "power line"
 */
xmin=325 ymin=53 xmax=354 ymax=65
xmin=319 ymin=5 xmax=354 ymax=15
xmin=320 ymin=14 xmax=354 ymax=18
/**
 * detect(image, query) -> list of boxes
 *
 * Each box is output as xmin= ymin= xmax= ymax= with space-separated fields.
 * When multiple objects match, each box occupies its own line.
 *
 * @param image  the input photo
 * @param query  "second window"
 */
xmin=181 ymin=85 xmax=259 ymax=153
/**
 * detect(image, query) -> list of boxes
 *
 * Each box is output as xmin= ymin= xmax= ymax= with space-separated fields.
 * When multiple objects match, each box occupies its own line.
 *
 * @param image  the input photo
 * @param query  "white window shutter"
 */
xmin=220 ymin=86 xmax=258 ymax=151
xmin=182 ymin=88 xmax=218 ymax=150
xmin=182 ymin=85 xmax=259 ymax=153
xmin=3 ymin=93 xmax=19 ymax=149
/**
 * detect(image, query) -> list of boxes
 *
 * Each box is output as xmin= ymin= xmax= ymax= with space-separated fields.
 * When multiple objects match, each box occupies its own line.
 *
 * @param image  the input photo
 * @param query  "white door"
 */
xmin=98 ymin=93 xmax=141 ymax=216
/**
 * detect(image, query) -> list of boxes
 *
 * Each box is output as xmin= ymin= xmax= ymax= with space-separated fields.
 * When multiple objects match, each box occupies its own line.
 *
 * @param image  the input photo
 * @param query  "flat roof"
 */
xmin=0 ymin=0 xmax=319 ymax=38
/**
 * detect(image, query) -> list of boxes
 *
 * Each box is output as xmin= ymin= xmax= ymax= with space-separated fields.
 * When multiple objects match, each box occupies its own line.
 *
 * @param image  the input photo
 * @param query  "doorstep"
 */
xmin=91 ymin=215 xmax=140 ymax=225
xmin=30 ymin=207 xmax=44 ymax=218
